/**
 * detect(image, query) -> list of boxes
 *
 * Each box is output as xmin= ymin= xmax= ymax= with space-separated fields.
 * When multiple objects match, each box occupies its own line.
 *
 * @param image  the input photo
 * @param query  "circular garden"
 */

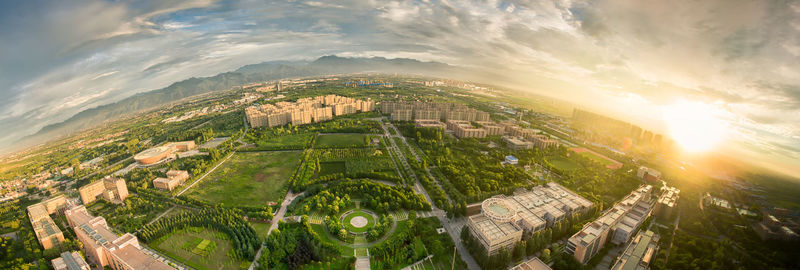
xmin=342 ymin=209 xmax=376 ymax=233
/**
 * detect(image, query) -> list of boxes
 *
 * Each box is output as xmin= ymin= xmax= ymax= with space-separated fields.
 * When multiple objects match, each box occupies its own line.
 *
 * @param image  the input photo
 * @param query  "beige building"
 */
xmin=532 ymin=136 xmax=560 ymax=149
xmin=65 ymin=206 xmax=172 ymax=270
xmin=152 ymin=170 xmax=189 ymax=191
xmin=511 ymin=257 xmax=552 ymax=270
xmin=611 ymin=230 xmax=659 ymax=270
xmin=468 ymin=183 xmax=593 ymax=256
xmin=78 ymin=176 xmax=129 ymax=204
xmin=655 ymin=186 xmax=679 ymax=220
xmin=414 ymin=119 xmax=446 ymax=129
xmin=27 ymin=202 xmax=65 ymax=250
xmin=567 ymin=185 xmax=653 ymax=264
xmin=503 ymin=136 xmax=534 ymax=150
xmin=414 ymin=109 xmax=441 ymax=120
xmin=52 ymin=251 xmax=91 ymax=270
xmin=447 ymin=120 xmax=487 ymax=138
xmin=391 ymin=109 xmax=413 ymax=121
xmin=246 ymin=95 xmax=370 ymax=128
xmin=477 ymin=122 xmax=504 ymax=136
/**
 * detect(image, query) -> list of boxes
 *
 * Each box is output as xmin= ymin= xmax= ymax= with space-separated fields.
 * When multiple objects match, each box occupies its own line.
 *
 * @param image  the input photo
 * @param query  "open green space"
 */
xmin=310 ymin=224 xmax=354 ymax=256
xmin=577 ymin=151 xmax=618 ymax=167
xmin=184 ymin=151 xmax=302 ymax=207
xmin=250 ymin=133 xmax=313 ymax=150
xmin=545 ymin=156 xmax=582 ymax=171
xmin=249 ymin=222 xmax=271 ymax=241
xmin=152 ymin=227 xmax=245 ymax=270
xmin=316 ymin=161 xmax=346 ymax=177
xmin=315 ymin=134 xmax=373 ymax=148
xmin=342 ymin=210 xmax=375 ymax=233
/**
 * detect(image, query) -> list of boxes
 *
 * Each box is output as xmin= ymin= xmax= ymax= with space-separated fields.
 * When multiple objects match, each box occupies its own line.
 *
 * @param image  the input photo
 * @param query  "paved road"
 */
xmin=174 ymin=151 xmax=235 ymax=197
xmin=248 ymin=191 xmax=304 ymax=270
xmin=381 ymin=120 xmax=479 ymax=270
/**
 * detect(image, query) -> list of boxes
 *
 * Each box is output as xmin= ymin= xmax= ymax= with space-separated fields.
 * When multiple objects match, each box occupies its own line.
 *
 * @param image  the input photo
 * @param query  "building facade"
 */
xmin=78 ymin=176 xmax=129 ymax=204
xmin=567 ymin=185 xmax=653 ymax=264
xmin=65 ymin=206 xmax=172 ymax=270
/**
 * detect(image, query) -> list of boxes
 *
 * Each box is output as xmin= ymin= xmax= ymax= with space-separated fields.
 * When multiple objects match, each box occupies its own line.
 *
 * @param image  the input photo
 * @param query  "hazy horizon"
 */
xmin=1 ymin=0 xmax=799 ymax=178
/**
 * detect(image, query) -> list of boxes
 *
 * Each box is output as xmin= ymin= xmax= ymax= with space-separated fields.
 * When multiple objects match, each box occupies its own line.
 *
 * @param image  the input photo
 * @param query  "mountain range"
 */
xmin=20 ymin=56 xmax=458 ymax=148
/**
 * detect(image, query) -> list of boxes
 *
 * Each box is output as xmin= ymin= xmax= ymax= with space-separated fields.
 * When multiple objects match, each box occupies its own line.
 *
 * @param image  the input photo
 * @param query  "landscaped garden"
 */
xmin=184 ymin=151 xmax=302 ymax=207
xmin=314 ymin=133 xmax=374 ymax=148
xmin=151 ymin=226 xmax=247 ymax=270
xmin=341 ymin=209 xmax=376 ymax=233
xmin=545 ymin=156 xmax=582 ymax=172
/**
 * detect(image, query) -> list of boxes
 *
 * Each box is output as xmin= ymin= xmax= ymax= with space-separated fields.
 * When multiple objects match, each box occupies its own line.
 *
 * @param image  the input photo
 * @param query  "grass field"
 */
xmin=152 ymin=227 xmax=244 ymax=270
xmin=546 ymin=156 xmax=582 ymax=171
xmin=572 ymin=148 xmax=622 ymax=169
xmin=315 ymin=161 xmax=346 ymax=178
xmin=315 ymin=134 xmax=372 ymax=148
xmin=310 ymin=224 xmax=354 ymax=256
xmin=252 ymin=133 xmax=313 ymax=150
xmin=342 ymin=210 xmax=375 ymax=233
xmin=185 ymin=151 xmax=302 ymax=207
xmin=249 ymin=222 xmax=270 ymax=241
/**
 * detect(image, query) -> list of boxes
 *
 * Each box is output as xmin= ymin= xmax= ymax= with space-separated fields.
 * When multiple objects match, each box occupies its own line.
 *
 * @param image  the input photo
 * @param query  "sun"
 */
xmin=662 ymin=101 xmax=727 ymax=153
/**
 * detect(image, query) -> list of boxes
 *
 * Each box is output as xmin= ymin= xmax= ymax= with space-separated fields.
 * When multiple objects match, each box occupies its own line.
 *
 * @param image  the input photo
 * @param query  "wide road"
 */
xmin=382 ymin=120 xmax=480 ymax=270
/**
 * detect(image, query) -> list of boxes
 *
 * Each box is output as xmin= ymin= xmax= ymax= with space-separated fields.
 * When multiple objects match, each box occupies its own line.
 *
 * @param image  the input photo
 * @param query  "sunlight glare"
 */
xmin=662 ymin=101 xmax=727 ymax=153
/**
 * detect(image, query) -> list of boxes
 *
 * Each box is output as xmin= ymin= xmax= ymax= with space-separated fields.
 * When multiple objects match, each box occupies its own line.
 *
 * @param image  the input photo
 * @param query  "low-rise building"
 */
xmin=65 ymin=206 xmax=172 ymax=270
xmin=505 ymin=155 xmax=519 ymax=165
xmin=27 ymin=202 xmax=65 ymax=250
xmin=636 ymin=167 xmax=661 ymax=183
xmin=78 ymin=176 xmax=129 ymax=204
xmin=510 ymin=257 xmax=552 ymax=270
xmin=503 ymin=136 xmax=534 ymax=150
xmin=52 ymin=251 xmax=91 ymax=270
xmin=152 ymin=170 xmax=189 ymax=191
xmin=447 ymin=120 xmax=486 ymax=138
xmin=655 ymin=185 xmax=679 ymax=221
xmin=467 ymin=183 xmax=593 ymax=256
xmin=611 ymin=230 xmax=659 ymax=270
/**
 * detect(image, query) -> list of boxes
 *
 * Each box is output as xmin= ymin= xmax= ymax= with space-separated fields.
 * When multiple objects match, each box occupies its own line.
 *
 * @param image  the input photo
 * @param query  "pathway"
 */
xmin=174 ymin=151 xmax=234 ymax=197
xmin=380 ymin=120 xmax=479 ymax=270
xmin=248 ymin=191 xmax=304 ymax=270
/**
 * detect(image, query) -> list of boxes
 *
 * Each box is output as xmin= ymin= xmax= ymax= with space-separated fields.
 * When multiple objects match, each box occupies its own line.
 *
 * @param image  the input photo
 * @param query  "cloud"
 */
xmin=0 ymin=0 xmax=799 ymax=177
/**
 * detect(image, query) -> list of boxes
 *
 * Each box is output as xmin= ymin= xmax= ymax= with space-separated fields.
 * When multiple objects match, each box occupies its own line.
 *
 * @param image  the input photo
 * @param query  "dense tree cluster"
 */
xmin=139 ymin=208 xmax=260 ymax=260
xmin=299 ymin=179 xmax=430 ymax=214
xmin=366 ymin=214 xmax=393 ymax=242
xmin=257 ymin=218 xmax=342 ymax=270
xmin=300 ymin=191 xmax=351 ymax=216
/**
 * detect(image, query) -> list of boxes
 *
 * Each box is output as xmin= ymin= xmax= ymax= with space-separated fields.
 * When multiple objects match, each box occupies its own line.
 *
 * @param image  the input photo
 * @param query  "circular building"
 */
xmin=134 ymin=146 xmax=173 ymax=165
xmin=481 ymin=197 xmax=518 ymax=223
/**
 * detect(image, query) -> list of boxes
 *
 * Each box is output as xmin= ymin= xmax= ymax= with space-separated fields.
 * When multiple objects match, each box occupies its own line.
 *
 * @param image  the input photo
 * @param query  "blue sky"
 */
xmin=0 ymin=0 xmax=799 ymax=177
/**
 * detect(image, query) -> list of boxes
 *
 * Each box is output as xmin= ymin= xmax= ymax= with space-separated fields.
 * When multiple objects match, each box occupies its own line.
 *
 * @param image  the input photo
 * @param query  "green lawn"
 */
xmin=315 ymin=134 xmax=373 ymax=148
xmin=252 ymin=133 xmax=314 ymax=150
xmin=185 ymin=151 xmax=302 ymax=207
xmin=152 ymin=227 xmax=245 ymax=270
xmin=546 ymin=156 xmax=582 ymax=171
xmin=310 ymin=224 xmax=354 ymax=256
xmin=342 ymin=210 xmax=375 ymax=233
xmin=249 ymin=222 xmax=271 ymax=241
xmin=576 ymin=150 xmax=619 ymax=168
xmin=316 ymin=161 xmax=346 ymax=178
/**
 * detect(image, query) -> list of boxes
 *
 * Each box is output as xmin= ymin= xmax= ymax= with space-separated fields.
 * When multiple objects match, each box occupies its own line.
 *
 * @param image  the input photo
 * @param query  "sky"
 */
xmin=0 ymin=0 xmax=798 ymax=177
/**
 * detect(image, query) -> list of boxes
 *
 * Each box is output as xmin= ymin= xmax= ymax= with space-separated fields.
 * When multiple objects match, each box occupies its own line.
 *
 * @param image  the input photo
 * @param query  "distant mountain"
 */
xmin=23 ymin=56 xmax=457 ymax=145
